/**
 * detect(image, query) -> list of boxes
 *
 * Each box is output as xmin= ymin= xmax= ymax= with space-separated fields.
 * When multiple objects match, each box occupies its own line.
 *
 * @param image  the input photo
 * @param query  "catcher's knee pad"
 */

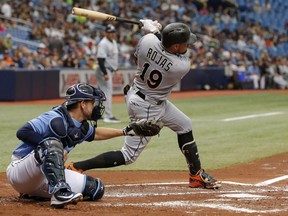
xmin=35 ymin=138 xmax=67 ymax=193
xmin=83 ymin=175 xmax=105 ymax=201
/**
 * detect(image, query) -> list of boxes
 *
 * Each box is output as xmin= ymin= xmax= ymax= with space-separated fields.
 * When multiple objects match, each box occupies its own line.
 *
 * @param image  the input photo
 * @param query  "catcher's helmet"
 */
xmin=65 ymin=83 xmax=106 ymax=106
xmin=65 ymin=83 xmax=106 ymax=121
xmin=161 ymin=23 xmax=197 ymax=48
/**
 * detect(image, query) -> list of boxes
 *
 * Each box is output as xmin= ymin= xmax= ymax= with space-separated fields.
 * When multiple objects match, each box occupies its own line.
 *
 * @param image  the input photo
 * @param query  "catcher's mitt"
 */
xmin=123 ymin=119 xmax=164 ymax=136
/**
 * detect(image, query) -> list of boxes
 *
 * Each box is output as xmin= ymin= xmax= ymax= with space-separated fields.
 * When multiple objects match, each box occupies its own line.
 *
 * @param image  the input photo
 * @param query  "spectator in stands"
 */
xmin=48 ymin=35 xmax=64 ymax=57
xmin=224 ymin=60 xmax=238 ymax=89
xmin=221 ymin=8 xmax=232 ymax=25
xmin=253 ymin=0 xmax=262 ymax=14
xmin=263 ymin=0 xmax=271 ymax=13
xmin=0 ymin=37 xmax=6 ymax=54
xmin=273 ymin=69 xmax=288 ymax=89
xmin=3 ymin=34 xmax=12 ymax=50
xmin=13 ymin=49 xmax=26 ymax=68
xmin=277 ymin=58 xmax=288 ymax=81
xmin=247 ymin=61 xmax=260 ymax=89
xmin=0 ymin=54 xmax=7 ymax=69
xmin=258 ymin=58 xmax=270 ymax=89
xmin=234 ymin=61 xmax=248 ymax=89
xmin=237 ymin=34 xmax=247 ymax=49
xmin=1 ymin=1 xmax=12 ymax=17
xmin=3 ymin=49 xmax=13 ymax=66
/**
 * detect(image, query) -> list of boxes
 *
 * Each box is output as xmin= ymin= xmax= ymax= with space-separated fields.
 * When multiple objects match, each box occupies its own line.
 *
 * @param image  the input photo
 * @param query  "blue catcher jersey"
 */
xmin=12 ymin=106 xmax=95 ymax=158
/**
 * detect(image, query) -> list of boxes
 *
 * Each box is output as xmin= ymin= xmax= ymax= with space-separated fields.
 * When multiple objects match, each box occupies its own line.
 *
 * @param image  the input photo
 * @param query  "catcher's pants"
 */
xmin=121 ymin=87 xmax=192 ymax=164
xmin=6 ymin=151 xmax=85 ymax=198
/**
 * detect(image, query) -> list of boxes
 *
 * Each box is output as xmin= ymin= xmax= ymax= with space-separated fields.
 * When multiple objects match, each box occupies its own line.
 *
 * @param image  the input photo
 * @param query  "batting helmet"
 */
xmin=161 ymin=23 xmax=197 ymax=48
xmin=105 ymin=24 xmax=116 ymax=33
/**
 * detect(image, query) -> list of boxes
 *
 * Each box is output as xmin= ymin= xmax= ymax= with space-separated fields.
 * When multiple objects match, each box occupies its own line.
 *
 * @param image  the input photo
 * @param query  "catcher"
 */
xmin=66 ymin=20 xmax=221 ymax=189
xmin=6 ymin=82 xmax=162 ymax=208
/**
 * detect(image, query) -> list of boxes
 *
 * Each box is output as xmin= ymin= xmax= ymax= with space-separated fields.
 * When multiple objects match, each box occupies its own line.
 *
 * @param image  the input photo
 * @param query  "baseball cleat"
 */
xmin=189 ymin=169 xmax=221 ymax=189
xmin=103 ymin=117 xmax=121 ymax=123
xmin=51 ymin=190 xmax=83 ymax=208
xmin=65 ymin=162 xmax=84 ymax=173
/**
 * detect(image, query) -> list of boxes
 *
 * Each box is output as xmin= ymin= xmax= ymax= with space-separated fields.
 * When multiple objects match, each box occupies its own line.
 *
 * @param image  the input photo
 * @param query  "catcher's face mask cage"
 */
xmin=65 ymin=83 xmax=106 ymax=121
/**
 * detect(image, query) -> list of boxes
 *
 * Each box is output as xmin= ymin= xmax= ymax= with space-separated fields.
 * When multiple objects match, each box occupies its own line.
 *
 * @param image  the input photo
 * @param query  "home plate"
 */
xmin=219 ymin=193 xmax=267 ymax=199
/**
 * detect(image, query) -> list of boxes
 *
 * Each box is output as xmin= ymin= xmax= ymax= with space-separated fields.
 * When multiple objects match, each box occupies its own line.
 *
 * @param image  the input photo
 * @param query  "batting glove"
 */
xmin=140 ymin=19 xmax=162 ymax=34
xmin=123 ymin=125 xmax=135 ymax=136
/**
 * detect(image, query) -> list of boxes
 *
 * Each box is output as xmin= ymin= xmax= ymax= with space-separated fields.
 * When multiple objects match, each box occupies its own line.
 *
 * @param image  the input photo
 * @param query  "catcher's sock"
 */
xmin=178 ymin=132 xmax=201 ymax=175
xmin=74 ymin=150 xmax=125 ymax=170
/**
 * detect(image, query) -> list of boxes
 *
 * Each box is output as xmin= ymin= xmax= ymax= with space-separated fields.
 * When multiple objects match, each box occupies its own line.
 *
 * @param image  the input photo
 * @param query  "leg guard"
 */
xmin=178 ymin=131 xmax=201 ymax=175
xmin=74 ymin=150 xmax=125 ymax=170
xmin=35 ymin=138 xmax=69 ymax=194
xmin=83 ymin=176 xmax=105 ymax=201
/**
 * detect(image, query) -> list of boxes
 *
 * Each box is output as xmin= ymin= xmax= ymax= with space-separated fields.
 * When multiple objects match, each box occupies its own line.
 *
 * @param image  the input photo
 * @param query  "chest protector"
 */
xmin=54 ymin=106 xmax=92 ymax=147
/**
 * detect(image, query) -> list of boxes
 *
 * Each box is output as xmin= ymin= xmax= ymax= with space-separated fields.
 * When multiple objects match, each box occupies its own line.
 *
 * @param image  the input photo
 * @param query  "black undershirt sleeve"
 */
xmin=97 ymin=58 xmax=107 ymax=75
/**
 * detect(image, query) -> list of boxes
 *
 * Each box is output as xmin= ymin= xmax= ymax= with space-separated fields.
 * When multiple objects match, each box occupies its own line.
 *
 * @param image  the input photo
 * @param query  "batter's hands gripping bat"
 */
xmin=72 ymin=7 xmax=142 ymax=26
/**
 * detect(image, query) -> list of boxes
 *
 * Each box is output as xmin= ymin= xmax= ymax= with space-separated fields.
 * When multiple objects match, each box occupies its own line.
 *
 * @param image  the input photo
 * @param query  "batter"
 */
xmin=67 ymin=20 xmax=221 ymax=189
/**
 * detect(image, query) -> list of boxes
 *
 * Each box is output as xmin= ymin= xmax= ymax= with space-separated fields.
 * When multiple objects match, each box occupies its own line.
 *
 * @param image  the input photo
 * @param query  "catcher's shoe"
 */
xmin=189 ymin=169 xmax=221 ymax=189
xmin=65 ymin=162 xmax=84 ymax=173
xmin=51 ymin=189 xmax=83 ymax=208
xmin=19 ymin=193 xmax=50 ymax=201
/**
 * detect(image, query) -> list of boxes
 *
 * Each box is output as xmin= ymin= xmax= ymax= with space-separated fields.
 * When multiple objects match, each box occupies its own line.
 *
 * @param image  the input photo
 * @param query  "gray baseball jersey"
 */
xmin=121 ymin=33 xmax=192 ymax=164
xmin=96 ymin=37 xmax=119 ymax=119
xmin=134 ymin=33 xmax=190 ymax=101
xmin=97 ymin=37 xmax=118 ymax=71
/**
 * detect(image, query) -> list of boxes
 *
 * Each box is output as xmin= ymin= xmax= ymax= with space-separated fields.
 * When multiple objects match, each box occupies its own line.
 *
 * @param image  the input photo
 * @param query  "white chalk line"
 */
xmin=106 ymin=181 xmax=251 ymax=187
xmin=255 ymin=175 xmax=288 ymax=186
xmin=222 ymin=112 xmax=284 ymax=122
xmin=106 ymin=174 xmax=287 ymax=187
xmin=93 ymin=201 xmax=286 ymax=214
xmin=102 ymin=175 xmax=288 ymax=214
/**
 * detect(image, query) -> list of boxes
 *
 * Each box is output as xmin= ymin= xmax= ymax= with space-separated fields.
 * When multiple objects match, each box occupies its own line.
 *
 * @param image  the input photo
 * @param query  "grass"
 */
xmin=0 ymin=91 xmax=287 ymax=172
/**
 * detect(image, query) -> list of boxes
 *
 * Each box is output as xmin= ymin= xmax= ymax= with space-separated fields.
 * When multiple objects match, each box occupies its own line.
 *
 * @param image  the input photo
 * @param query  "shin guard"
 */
xmin=36 ymin=138 xmax=69 ymax=194
xmin=178 ymin=131 xmax=201 ymax=175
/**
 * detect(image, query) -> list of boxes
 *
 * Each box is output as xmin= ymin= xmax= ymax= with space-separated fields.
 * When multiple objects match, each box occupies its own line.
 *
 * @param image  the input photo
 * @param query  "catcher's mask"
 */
xmin=65 ymin=83 xmax=106 ymax=121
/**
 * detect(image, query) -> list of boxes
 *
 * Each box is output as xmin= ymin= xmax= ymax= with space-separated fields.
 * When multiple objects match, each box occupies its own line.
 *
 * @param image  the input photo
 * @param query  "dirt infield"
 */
xmin=1 ymin=90 xmax=287 ymax=215
xmin=1 ymin=153 xmax=288 ymax=215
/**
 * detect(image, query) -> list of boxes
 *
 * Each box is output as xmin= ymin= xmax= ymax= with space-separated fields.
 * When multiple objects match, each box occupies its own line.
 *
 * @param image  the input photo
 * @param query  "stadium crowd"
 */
xmin=0 ymin=0 xmax=288 ymax=89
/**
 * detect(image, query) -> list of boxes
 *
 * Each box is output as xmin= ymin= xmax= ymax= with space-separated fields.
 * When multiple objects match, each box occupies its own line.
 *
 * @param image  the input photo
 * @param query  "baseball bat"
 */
xmin=72 ymin=7 xmax=141 ymax=25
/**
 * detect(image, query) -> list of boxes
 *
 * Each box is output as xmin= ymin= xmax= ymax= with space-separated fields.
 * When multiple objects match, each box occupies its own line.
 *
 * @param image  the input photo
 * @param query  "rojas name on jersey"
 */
xmin=146 ymin=48 xmax=173 ymax=71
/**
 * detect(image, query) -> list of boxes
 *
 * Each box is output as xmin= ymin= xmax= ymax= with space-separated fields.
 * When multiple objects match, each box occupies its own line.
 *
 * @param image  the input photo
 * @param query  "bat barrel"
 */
xmin=72 ymin=7 xmax=141 ymax=26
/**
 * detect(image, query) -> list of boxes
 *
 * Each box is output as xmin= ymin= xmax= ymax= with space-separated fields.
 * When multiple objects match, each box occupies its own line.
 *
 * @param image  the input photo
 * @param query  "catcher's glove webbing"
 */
xmin=123 ymin=119 xmax=164 ymax=136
